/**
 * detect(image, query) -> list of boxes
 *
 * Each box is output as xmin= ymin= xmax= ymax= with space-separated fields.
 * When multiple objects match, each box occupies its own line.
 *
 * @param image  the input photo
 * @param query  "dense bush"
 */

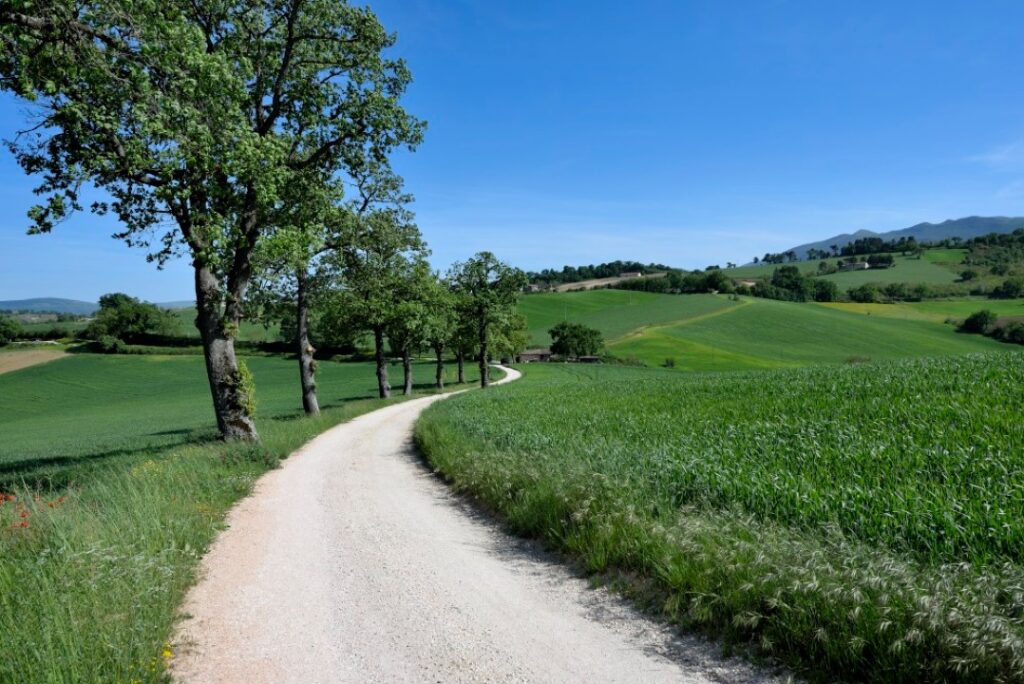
xmin=959 ymin=310 xmax=997 ymax=334
xmin=0 ymin=315 xmax=20 ymax=345
xmin=548 ymin=321 xmax=603 ymax=357
xmin=994 ymin=321 xmax=1024 ymax=345
xmin=94 ymin=335 xmax=129 ymax=354
xmin=990 ymin=277 xmax=1024 ymax=299
xmin=85 ymin=293 xmax=175 ymax=343
xmin=847 ymin=283 xmax=878 ymax=303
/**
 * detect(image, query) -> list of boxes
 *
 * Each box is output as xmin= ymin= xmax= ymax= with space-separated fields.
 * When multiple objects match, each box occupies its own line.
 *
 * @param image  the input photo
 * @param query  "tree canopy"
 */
xmin=1 ymin=0 xmax=422 ymax=438
xmin=549 ymin=322 xmax=603 ymax=358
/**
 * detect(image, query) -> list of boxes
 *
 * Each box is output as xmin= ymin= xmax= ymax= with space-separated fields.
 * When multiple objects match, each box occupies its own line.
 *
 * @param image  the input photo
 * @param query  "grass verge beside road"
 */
xmin=0 ymin=355 xmax=484 ymax=682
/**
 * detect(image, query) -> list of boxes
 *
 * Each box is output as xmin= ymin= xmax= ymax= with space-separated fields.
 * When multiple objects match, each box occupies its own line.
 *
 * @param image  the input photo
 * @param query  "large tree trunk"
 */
xmin=456 ymin=350 xmax=466 ymax=384
xmin=296 ymin=269 xmax=320 ymax=416
xmin=374 ymin=326 xmax=390 ymax=398
xmin=478 ymin=322 xmax=490 ymax=388
xmin=402 ymin=350 xmax=413 ymax=396
xmin=194 ymin=262 xmax=259 ymax=441
xmin=434 ymin=342 xmax=445 ymax=390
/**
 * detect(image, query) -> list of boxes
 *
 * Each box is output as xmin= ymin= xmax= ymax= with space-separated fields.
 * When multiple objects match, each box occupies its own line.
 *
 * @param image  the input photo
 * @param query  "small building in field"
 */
xmin=618 ymin=271 xmax=643 ymax=279
xmin=737 ymin=279 xmax=758 ymax=288
xmin=517 ymin=348 xmax=552 ymax=363
xmin=839 ymin=261 xmax=870 ymax=272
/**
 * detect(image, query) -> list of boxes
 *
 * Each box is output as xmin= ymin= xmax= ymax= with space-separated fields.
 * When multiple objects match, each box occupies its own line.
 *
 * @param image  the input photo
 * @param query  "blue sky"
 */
xmin=3 ymin=0 xmax=1024 ymax=301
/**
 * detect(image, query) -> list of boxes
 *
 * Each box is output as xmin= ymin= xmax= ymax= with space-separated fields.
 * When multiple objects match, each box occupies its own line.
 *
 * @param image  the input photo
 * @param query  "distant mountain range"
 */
xmin=781 ymin=216 xmax=1024 ymax=261
xmin=0 ymin=298 xmax=195 ymax=315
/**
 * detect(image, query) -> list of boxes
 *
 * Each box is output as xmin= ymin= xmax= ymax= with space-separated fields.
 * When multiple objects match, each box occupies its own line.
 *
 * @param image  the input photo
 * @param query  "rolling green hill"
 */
xmin=722 ymin=251 xmax=961 ymax=286
xmin=518 ymin=290 xmax=740 ymax=346
xmin=519 ymin=290 xmax=1007 ymax=370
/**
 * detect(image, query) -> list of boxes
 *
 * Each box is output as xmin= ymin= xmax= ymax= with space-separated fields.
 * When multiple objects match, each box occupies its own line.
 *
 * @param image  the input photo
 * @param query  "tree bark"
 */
xmin=373 ymin=326 xmax=390 ymax=398
xmin=456 ymin=350 xmax=466 ymax=384
xmin=296 ymin=269 xmax=320 ymax=415
xmin=478 ymin=321 xmax=490 ymax=388
xmin=194 ymin=262 xmax=259 ymax=441
xmin=434 ymin=342 xmax=445 ymax=390
xmin=402 ymin=350 xmax=413 ymax=396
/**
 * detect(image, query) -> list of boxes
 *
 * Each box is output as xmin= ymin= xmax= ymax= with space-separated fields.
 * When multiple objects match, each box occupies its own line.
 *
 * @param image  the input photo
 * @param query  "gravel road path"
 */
xmin=172 ymin=368 xmax=779 ymax=683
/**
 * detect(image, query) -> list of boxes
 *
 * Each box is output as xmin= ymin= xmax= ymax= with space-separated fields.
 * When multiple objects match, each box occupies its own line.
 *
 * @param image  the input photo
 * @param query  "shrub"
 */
xmin=95 ymin=335 xmax=128 ymax=354
xmin=994 ymin=321 xmax=1024 ymax=345
xmin=85 ymin=293 xmax=175 ymax=343
xmin=958 ymin=310 xmax=997 ymax=334
xmin=812 ymin=279 xmax=839 ymax=302
xmin=847 ymin=284 xmax=878 ymax=303
xmin=0 ymin=315 xmax=20 ymax=345
xmin=990 ymin=278 xmax=1024 ymax=299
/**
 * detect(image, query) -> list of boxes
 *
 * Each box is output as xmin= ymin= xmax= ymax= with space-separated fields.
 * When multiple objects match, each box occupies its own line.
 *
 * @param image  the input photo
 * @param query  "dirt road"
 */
xmin=0 ymin=348 xmax=67 ymax=375
xmin=173 ymin=368 xmax=777 ymax=683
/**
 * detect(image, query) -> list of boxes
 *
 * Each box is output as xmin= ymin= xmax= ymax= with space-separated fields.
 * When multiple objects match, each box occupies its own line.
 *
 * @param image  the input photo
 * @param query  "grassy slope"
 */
xmin=0 ymin=354 xmax=485 ymax=681
xmin=723 ymin=251 xmax=963 ymax=286
xmin=518 ymin=291 xmax=739 ymax=345
xmin=170 ymin=307 xmax=280 ymax=342
xmin=822 ymin=298 xmax=1024 ymax=322
xmin=416 ymin=356 xmax=1024 ymax=682
xmin=608 ymin=296 xmax=1005 ymax=369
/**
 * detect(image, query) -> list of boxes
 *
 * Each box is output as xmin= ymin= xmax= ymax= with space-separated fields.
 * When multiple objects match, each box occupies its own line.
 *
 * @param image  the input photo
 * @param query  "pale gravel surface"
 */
xmin=172 ymin=367 xmax=782 ymax=684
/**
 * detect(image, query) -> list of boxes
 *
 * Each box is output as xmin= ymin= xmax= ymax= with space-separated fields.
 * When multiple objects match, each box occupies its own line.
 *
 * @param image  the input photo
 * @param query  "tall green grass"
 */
xmin=416 ymin=356 xmax=1024 ymax=681
xmin=0 ymin=354 xmax=483 ymax=682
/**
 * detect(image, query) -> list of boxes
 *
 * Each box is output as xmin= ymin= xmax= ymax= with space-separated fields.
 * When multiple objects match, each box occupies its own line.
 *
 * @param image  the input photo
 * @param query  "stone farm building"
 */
xmin=517 ymin=348 xmax=553 ymax=363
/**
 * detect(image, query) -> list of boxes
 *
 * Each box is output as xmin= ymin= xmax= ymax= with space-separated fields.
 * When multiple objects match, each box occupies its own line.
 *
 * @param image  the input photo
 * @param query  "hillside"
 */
xmin=0 ymin=297 xmax=97 ymax=315
xmin=519 ymin=290 xmax=1007 ymax=369
xmin=779 ymin=216 xmax=1024 ymax=261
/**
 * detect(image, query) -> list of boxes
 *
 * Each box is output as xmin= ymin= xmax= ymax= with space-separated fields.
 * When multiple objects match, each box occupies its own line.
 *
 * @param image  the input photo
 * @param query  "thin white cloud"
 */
xmin=969 ymin=140 xmax=1024 ymax=169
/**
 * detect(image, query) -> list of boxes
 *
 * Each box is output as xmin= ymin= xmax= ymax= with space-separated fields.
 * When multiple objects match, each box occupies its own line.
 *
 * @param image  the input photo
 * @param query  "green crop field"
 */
xmin=818 ymin=254 xmax=960 ymax=287
xmin=518 ymin=290 xmax=740 ymax=345
xmin=416 ymin=354 xmax=1024 ymax=682
xmin=169 ymin=307 xmax=280 ymax=342
xmin=822 ymin=298 xmax=1024 ymax=322
xmin=607 ymin=296 xmax=1005 ymax=369
xmin=722 ymin=250 xmax=965 ymax=288
xmin=0 ymin=353 xmax=487 ymax=682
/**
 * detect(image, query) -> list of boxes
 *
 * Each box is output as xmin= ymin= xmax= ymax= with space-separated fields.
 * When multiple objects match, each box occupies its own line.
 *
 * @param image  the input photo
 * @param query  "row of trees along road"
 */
xmin=1 ymin=0 xmax=526 ymax=440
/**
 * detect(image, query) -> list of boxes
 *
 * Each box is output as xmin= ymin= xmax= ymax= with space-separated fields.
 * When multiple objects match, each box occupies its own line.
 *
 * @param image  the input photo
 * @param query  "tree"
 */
xmin=449 ymin=253 xmax=527 ymax=388
xmin=420 ymin=278 xmax=457 ymax=390
xmin=848 ymin=284 xmax=878 ymax=303
xmin=246 ymin=177 xmax=346 ymax=415
xmin=491 ymin=312 xmax=530 ymax=363
xmin=85 ymin=293 xmax=174 ymax=343
xmin=385 ymin=258 xmax=435 ymax=396
xmin=335 ymin=204 xmax=427 ymax=398
xmin=770 ymin=266 xmax=809 ymax=299
xmin=2 ymin=0 xmax=422 ymax=440
xmin=812 ymin=280 xmax=839 ymax=303
xmin=549 ymin=322 xmax=603 ymax=358
xmin=0 ymin=315 xmax=20 ymax=346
